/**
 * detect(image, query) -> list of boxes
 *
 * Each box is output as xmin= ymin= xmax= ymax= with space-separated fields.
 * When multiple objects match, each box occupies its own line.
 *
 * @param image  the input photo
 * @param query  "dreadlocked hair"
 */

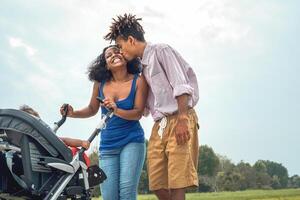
xmin=87 ymin=45 xmax=141 ymax=82
xmin=104 ymin=13 xmax=145 ymax=42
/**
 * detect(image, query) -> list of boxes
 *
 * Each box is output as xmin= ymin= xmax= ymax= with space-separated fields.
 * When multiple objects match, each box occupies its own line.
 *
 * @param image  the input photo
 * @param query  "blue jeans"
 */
xmin=99 ymin=142 xmax=145 ymax=200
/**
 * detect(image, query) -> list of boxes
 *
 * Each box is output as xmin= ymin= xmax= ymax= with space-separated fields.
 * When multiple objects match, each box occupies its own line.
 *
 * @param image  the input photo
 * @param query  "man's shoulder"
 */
xmin=151 ymin=43 xmax=171 ymax=51
xmin=143 ymin=43 xmax=178 ymax=65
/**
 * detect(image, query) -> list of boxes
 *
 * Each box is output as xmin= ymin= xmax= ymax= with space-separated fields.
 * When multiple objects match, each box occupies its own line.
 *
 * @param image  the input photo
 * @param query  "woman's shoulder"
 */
xmin=93 ymin=81 xmax=101 ymax=88
xmin=92 ymin=81 xmax=104 ymax=92
xmin=136 ymin=74 xmax=147 ymax=87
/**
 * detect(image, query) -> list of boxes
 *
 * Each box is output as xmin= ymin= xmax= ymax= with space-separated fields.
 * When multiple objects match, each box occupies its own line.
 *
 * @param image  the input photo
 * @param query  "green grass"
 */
xmin=93 ymin=189 xmax=300 ymax=200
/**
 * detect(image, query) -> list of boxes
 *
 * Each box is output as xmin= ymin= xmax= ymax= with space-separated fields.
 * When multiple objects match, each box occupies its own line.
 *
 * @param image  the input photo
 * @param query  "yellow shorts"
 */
xmin=147 ymin=109 xmax=199 ymax=191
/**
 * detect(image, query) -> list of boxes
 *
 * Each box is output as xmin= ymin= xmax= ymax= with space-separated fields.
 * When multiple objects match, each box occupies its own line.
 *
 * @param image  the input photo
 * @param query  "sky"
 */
xmin=0 ymin=0 xmax=299 ymax=175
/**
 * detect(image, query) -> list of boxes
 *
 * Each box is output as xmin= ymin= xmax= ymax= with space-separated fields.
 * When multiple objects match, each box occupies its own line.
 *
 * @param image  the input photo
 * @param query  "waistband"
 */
xmin=155 ymin=108 xmax=196 ymax=122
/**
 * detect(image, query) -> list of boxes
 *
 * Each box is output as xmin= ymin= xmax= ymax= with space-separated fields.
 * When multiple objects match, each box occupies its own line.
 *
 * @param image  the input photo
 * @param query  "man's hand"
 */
xmin=175 ymin=114 xmax=190 ymax=145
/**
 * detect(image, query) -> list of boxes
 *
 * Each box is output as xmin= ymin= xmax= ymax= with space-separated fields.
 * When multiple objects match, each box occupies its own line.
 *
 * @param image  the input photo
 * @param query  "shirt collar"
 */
xmin=141 ymin=42 xmax=152 ymax=68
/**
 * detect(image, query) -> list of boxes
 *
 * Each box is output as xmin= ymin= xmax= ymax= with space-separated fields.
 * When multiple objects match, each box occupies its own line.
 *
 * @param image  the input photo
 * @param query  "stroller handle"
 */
xmin=53 ymin=104 xmax=69 ymax=133
xmin=79 ymin=109 xmax=113 ymax=154
xmin=79 ymin=97 xmax=114 ymax=153
xmin=96 ymin=96 xmax=114 ymax=112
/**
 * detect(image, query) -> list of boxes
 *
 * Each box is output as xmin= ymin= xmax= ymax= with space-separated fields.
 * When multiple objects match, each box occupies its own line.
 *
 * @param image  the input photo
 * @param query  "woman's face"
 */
xmin=104 ymin=46 xmax=126 ymax=71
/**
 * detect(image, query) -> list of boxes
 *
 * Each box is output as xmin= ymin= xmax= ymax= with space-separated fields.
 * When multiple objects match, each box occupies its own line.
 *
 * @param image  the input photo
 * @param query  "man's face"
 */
xmin=116 ymin=36 xmax=136 ymax=61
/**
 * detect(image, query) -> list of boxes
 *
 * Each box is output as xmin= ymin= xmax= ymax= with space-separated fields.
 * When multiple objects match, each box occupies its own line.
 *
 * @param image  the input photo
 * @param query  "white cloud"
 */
xmin=7 ymin=36 xmax=64 ymax=104
xmin=9 ymin=37 xmax=37 ymax=56
xmin=26 ymin=0 xmax=258 ymax=58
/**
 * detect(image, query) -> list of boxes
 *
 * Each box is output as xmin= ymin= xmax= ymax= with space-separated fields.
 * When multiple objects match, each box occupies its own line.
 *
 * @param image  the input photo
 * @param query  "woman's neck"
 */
xmin=111 ymin=68 xmax=130 ymax=83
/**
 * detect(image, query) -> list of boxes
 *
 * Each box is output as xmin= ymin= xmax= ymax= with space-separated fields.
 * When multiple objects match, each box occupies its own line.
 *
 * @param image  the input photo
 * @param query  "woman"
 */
xmin=61 ymin=45 xmax=148 ymax=200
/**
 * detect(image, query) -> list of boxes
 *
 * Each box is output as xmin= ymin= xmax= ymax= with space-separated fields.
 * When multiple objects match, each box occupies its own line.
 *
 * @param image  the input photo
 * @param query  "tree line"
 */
xmin=89 ymin=142 xmax=300 ymax=196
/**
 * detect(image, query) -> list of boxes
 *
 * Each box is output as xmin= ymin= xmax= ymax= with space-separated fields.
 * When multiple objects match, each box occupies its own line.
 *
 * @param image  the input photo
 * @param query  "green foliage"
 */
xmin=93 ymin=189 xmax=300 ymax=200
xmin=289 ymin=175 xmax=300 ymax=188
xmin=138 ymin=140 xmax=150 ymax=194
xmin=88 ymin=144 xmax=298 ymax=196
xmin=216 ymin=171 xmax=244 ymax=191
xmin=199 ymin=145 xmax=220 ymax=176
xmin=235 ymin=161 xmax=257 ymax=189
xmin=89 ymin=150 xmax=99 ymax=166
xmin=254 ymin=160 xmax=289 ymax=188
xmin=88 ymin=150 xmax=101 ymax=197
xmin=144 ymin=189 xmax=300 ymax=200
xmin=218 ymin=155 xmax=235 ymax=173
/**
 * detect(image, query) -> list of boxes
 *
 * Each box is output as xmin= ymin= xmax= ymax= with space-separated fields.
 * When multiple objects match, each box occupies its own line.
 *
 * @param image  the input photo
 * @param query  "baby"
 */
xmin=19 ymin=105 xmax=90 ymax=149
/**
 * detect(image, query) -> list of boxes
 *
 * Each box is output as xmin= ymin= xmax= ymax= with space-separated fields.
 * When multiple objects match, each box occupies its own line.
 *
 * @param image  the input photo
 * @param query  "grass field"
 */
xmin=93 ymin=189 xmax=300 ymax=200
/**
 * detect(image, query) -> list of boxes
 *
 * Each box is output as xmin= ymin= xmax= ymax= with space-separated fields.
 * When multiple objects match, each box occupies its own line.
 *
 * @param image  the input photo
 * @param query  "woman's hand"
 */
xmin=60 ymin=104 xmax=74 ymax=117
xmin=103 ymin=98 xmax=118 ymax=113
xmin=81 ymin=140 xmax=90 ymax=149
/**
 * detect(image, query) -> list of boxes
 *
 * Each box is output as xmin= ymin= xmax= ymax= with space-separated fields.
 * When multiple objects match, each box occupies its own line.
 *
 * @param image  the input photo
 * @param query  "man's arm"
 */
xmin=157 ymin=46 xmax=192 ymax=145
xmin=157 ymin=46 xmax=194 ymax=99
xmin=175 ymin=94 xmax=190 ymax=145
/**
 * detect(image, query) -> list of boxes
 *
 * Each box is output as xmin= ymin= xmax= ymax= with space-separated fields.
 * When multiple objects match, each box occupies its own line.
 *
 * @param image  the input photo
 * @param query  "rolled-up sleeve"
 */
xmin=157 ymin=46 xmax=193 ymax=98
xmin=173 ymin=84 xmax=194 ymax=98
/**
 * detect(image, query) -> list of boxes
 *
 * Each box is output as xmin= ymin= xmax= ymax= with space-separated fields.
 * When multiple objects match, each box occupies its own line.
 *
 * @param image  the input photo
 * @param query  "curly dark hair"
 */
xmin=104 ymin=13 xmax=145 ymax=42
xmin=87 ymin=45 xmax=141 ymax=82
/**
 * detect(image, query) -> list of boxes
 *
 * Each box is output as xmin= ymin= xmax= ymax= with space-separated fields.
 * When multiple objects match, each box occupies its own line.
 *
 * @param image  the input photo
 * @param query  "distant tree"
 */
xmin=254 ymin=160 xmax=268 ymax=173
xmin=199 ymin=176 xmax=216 ymax=192
xmin=218 ymin=155 xmax=235 ymax=173
xmin=199 ymin=145 xmax=220 ymax=176
xmin=198 ymin=145 xmax=220 ymax=192
xmin=89 ymin=150 xmax=99 ymax=166
xmin=254 ymin=161 xmax=272 ymax=189
xmin=215 ymin=157 xmax=242 ymax=191
xmin=254 ymin=160 xmax=289 ymax=188
xmin=89 ymin=150 xmax=100 ymax=197
xmin=138 ymin=140 xmax=149 ymax=194
xmin=138 ymin=170 xmax=149 ymax=194
xmin=271 ymin=175 xmax=281 ymax=189
xmin=288 ymin=175 xmax=300 ymax=188
xmin=216 ymin=171 xmax=243 ymax=191
xmin=235 ymin=161 xmax=257 ymax=190
xmin=263 ymin=160 xmax=289 ymax=188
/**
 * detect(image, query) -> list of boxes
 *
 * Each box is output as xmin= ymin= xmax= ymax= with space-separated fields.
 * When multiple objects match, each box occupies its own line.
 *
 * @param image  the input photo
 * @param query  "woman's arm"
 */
xmin=104 ymin=75 xmax=148 ymax=120
xmin=61 ymin=82 xmax=101 ymax=118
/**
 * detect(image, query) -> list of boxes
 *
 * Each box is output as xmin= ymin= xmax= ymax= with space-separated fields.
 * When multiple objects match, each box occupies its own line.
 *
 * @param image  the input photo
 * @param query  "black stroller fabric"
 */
xmin=0 ymin=109 xmax=105 ymax=199
xmin=0 ymin=109 xmax=73 ymax=161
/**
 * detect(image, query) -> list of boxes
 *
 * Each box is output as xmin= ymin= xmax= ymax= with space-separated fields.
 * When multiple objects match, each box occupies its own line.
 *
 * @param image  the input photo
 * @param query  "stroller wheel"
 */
xmin=70 ymin=196 xmax=91 ymax=200
xmin=70 ymin=190 xmax=91 ymax=200
xmin=81 ymin=191 xmax=91 ymax=200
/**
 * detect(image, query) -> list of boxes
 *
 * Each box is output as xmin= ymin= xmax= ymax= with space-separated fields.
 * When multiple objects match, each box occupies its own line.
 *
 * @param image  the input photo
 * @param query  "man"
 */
xmin=104 ymin=14 xmax=199 ymax=200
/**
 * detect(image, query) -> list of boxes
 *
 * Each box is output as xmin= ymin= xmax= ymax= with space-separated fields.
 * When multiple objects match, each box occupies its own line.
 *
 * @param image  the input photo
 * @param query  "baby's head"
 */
xmin=19 ymin=104 xmax=40 ymax=118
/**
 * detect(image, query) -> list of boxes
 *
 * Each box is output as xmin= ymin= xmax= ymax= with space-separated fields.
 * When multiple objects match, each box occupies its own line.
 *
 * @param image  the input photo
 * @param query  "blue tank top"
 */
xmin=98 ymin=74 xmax=145 ymax=151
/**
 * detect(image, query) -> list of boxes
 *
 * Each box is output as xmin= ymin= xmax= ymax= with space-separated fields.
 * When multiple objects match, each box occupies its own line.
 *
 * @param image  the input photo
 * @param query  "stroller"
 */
xmin=0 ymin=99 xmax=112 ymax=200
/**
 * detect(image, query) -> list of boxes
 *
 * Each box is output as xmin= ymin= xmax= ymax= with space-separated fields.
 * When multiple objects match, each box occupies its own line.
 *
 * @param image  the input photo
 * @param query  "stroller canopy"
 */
xmin=0 ymin=109 xmax=72 ymax=162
